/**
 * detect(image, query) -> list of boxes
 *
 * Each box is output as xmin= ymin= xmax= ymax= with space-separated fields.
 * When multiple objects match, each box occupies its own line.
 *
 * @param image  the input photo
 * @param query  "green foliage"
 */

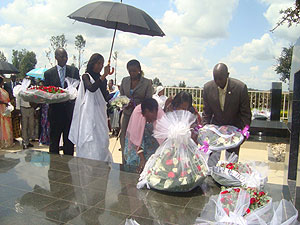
xmin=153 ymin=77 xmax=162 ymax=86
xmin=275 ymin=46 xmax=293 ymax=82
xmin=19 ymin=51 xmax=37 ymax=78
xmin=179 ymin=81 xmax=186 ymax=87
xmin=50 ymin=34 xmax=67 ymax=50
xmin=75 ymin=34 xmax=86 ymax=70
xmin=12 ymin=49 xmax=27 ymax=69
xmin=0 ymin=51 xmax=7 ymax=62
xmin=271 ymin=0 xmax=300 ymax=31
xmin=45 ymin=34 xmax=68 ymax=66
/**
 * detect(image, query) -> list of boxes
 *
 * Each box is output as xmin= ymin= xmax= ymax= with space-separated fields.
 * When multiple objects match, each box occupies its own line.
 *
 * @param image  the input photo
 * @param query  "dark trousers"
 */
xmin=48 ymin=103 xmax=74 ymax=155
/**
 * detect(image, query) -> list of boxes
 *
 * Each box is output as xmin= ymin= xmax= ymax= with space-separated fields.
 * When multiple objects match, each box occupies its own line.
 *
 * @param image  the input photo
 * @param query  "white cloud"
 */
xmin=250 ymin=66 xmax=259 ymax=73
xmin=225 ymin=34 xmax=279 ymax=63
xmin=138 ymin=36 xmax=212 ymax=87
xmin=161 ymin=0 xmax=239 ymax=39
xmin=261 ymin=0 xmax=300 ymax=42
xmin=0 ymin=0 xmax=294 ymax=90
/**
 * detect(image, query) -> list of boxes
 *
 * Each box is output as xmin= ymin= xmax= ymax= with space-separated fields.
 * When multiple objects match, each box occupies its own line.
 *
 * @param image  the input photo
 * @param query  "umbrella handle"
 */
xmin=109 ymin=67 xmax=115 ymax=75
xmin=107 ymin=60 xmax=115 ymax=75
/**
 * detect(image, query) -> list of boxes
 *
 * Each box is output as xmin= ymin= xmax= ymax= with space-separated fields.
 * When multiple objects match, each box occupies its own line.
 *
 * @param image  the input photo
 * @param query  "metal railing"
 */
xmin=164 ymin=87 xmax=290 ymax=120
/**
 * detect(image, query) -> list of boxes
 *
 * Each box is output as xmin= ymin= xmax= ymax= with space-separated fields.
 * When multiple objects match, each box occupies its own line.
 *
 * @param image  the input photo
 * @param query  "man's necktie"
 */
xmin=60 ymin=67 xmax=65 ymax=88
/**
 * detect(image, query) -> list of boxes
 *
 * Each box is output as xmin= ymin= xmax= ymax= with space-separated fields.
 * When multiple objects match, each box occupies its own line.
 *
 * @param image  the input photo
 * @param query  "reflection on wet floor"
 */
xmin=0 ymin=146 xmax=295 ymax=224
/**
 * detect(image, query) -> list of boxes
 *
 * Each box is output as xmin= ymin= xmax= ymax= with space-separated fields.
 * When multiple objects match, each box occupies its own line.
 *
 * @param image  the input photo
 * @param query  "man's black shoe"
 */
xmin=27 ymin=143 xmax=34 ymax=148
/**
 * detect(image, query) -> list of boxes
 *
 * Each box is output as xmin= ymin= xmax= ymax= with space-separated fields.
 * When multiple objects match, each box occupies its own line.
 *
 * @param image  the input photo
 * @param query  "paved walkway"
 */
xmin=0 ymin=137 xmax=286 ymax=186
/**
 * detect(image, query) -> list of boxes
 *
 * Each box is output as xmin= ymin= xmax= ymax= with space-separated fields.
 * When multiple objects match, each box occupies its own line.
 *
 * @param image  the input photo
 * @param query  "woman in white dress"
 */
xmin=153 ymin=86 xmax=167 ymax=110
xmin=69 ymin=53 xmax=112 ymax=162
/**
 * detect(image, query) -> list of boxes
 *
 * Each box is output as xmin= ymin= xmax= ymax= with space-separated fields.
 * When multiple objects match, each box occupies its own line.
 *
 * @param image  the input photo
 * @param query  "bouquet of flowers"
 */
xmin=211 ymin=153 xmax=268 ymax=188
xmin=137 ymin=110 xmax=209 ymax=192
xmin=109 ymin=95 xmax=130 ymax=110
xmin=15 ymin=77 xmax=79 ymax=104
xmin=197 ymin=124 xmax=249 ymax=151
xmin=252 ymin=108 xmax=271 ymax=120
xmin=2 ymin=103 xmax=14 ymax=117
xmin=195 ymin=187 xmax=298 ymax=225
xmin=19 ymin=85 xmax=70 ymax=104
xmin=195 ymin=187 xmax=273 ymax=224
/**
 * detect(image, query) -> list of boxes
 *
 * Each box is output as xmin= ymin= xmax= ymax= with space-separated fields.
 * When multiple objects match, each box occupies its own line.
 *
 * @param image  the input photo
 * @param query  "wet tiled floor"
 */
xmin=0 ymin=150 xmax=294 ymax=225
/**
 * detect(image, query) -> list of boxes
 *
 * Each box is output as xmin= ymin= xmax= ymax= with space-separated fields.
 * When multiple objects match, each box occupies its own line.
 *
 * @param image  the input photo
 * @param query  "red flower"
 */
xmin=221 ymin=190 xmax=229 ymax=194
xmin=227 ymin=199 xmax=233 ymax=205
xmin=246 ymin=208 xmax=251 ymax=214
xmin=250 ymin=198 xmax=256 ymax=204
xmin=220 ymin=197 xmax=226 ymax=203
xmin=197 ymin=165 xmax=202 ymax=171
xmin=226 ymin=163 xmax=234 ymax=170
xmin=168 ymin=172 xmax=175 ymax=178
xmin=166 ymin=159 xmax=173 ymax=165
xmin=234 ymin=188 xmax=240 ymax=193
xmin=259 ymin=191 xmax=265 ymax=196
xmin=223 ymin=207 xmax=230 ymax=216
xmin=181 ymin=171 xmax=187 ymax=177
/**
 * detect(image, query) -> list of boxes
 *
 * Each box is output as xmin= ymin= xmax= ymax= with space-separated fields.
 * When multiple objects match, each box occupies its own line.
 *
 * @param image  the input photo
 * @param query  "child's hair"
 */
xmin=171 ymin=91 xmax=195 ymax=114
xmin=141 ymin=98 xmax=158 ymax=114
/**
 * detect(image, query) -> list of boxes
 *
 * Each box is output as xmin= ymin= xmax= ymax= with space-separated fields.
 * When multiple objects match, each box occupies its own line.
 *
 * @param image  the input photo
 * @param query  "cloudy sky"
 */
xmin=0 ymin=0 xmax=299 ymax=90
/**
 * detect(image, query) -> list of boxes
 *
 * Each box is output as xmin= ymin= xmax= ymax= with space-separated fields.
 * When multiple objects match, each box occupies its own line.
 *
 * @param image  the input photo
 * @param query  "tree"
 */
xmin=19 ymin=51 xmax=37 ymax=78
xmin=275 ymin=46 xmax=293 ymax=82
xmin=0 ymin=51 xmax=7 ymax=61
xmin=12 ymin=49 xmax=27 ymax=69
xmin=153 ymin=77 xmax=162 ymax=86
xmin=179 ymin=81 xmax=186 ymax=87
xmin=45 ymin=34 xmax=68 ymax=66
xmin=271 ymin=0 xmax=300 ymax=31
xmin=75 ymin=34 xmax=86 ymax=71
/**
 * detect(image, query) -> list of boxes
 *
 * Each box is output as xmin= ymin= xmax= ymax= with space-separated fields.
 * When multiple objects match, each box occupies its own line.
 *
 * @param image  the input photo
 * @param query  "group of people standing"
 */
xmin=0 ymin=47 xmax=251 ymax=174
xmin=0 ymin=74 xmax=50 ymax=149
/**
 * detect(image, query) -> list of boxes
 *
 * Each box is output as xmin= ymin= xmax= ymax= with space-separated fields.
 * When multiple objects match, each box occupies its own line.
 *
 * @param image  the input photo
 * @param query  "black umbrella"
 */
xmin=68 ymin=1 xmax=165 ymax=66
xmin=0 ymin=61 xmax=19 ymax=74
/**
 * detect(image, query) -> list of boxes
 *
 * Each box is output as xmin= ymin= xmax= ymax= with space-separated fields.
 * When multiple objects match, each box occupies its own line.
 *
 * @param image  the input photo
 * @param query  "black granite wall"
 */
xmin=270 ymin=82 xmax=282 ymax=121
xmin=288 ymin=70 xmax=300 ymax=180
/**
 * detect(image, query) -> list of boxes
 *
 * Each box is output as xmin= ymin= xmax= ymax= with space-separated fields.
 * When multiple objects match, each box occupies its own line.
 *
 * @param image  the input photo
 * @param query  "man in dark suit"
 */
xmin=202 ymin=63 xmax=251 ymax=164
xmin=4 ymin=74 xmax=19 ymax=98
xmin=44 ymin=48 xmax=80 ymax=155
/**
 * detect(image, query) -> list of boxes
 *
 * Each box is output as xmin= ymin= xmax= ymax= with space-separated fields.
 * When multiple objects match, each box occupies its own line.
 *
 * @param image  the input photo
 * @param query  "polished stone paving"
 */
xmin=0 ymin=150 xmax=295 ymax=225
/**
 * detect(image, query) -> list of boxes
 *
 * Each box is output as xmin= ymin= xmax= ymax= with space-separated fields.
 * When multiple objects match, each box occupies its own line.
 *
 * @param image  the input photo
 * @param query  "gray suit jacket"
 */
xmin=120 ymin=76 xmax=153 ymax=116
xmin=202 ymin=78 xmax=251 ymax=129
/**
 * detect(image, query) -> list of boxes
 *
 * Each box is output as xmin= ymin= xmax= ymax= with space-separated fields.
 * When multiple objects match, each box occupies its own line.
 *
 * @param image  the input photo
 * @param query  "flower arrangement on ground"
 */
xmin=197 ymin=124 xmax=249 ymax=151
xmin=137 ymin=110 xmax=209 ymax=192
xmin=211 ymin=153 xmax=268 ymax=188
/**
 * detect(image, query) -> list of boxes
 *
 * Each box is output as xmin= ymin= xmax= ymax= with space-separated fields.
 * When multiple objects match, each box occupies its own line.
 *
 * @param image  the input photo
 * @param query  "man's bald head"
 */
xmin=213 ymin=63 xmax=229 ymax=89
xmin=55 ymin=48 xmax=68 ymax=67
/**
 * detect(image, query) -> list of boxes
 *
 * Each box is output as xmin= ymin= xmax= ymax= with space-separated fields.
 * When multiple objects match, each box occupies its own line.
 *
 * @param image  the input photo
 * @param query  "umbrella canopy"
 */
xmin=26 ymin=68 xmax=48 ymax=80
xmin=68 ymin=1 xmax=165 ymax=64
xmin=68 ymin=1 xmax=165 ymax=37
xmin=0 ymin=61 xmax=19 ymax=74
